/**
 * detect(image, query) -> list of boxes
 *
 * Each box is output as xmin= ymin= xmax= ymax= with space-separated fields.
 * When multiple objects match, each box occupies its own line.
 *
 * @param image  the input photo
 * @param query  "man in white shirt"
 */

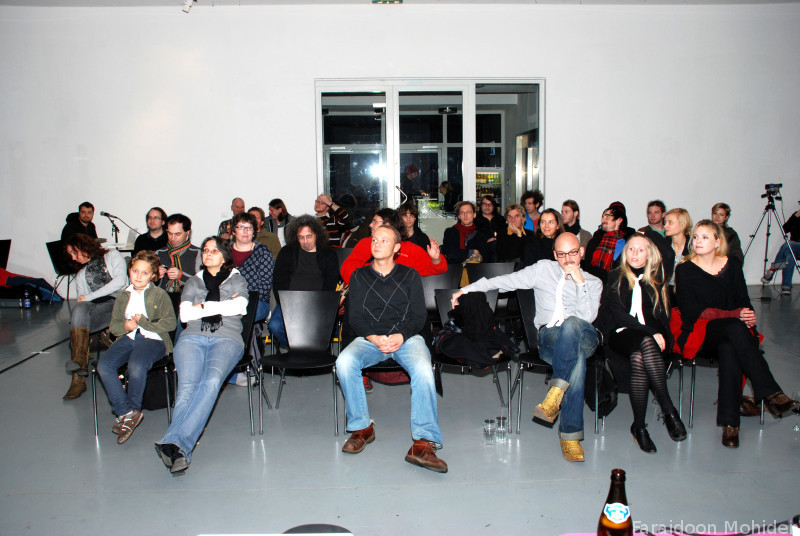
xmin=451 ymin=233 xmax=602 ymax=462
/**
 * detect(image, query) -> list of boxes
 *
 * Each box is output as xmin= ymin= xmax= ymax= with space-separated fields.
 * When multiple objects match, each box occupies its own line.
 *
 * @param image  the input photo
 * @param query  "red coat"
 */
xmin=340 ymin=238 xmax=448 ymax=284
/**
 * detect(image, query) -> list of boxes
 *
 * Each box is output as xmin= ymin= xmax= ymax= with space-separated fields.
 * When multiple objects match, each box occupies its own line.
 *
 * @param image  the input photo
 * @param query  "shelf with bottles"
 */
xmin=476 ymin=170 xmax=502 ymax=186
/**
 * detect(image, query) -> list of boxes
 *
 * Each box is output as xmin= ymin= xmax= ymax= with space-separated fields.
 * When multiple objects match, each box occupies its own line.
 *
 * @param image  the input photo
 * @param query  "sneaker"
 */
xmin=112 ymin=416 xmax=123 ymax=435
xmin=760 ymin=270 xmax=775 ymax=284
xmin=362 ymin=375 xmax=374 ymax=394
xmin=781 ymin=287 xmax=792 ymax=295
xmin=117 ymin=410 xmax=143 ymax=444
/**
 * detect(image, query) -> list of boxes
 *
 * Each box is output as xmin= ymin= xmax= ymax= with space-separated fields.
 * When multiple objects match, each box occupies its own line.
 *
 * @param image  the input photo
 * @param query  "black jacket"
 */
xmin=273 ymin=244 xmax=339 ymax=300
xmin=442 ymin=226 xmax=492 ymax=264
xmin=61 ymin=212 xmax=98 ymax=242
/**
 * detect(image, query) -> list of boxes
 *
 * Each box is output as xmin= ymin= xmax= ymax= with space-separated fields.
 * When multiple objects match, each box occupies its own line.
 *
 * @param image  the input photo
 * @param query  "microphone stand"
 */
xmin=103 ymin=214 xmax=138 ymax=245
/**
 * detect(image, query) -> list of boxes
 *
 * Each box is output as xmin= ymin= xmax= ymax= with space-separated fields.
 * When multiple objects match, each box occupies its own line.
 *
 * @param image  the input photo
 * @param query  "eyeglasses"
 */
xmin=235 ymin=225 xmax=253 ymax=232
xmin=458 ymin=211 xmax=474 ymax=216
xmin=371 ymin=219 xmax=385 ymax=225
xmin=554 ymin=249 xmax=580 ymax=259
xmin=147 ymin=216 xmax=162 ymax=220
xmin=481 ymin=202 xmax=494 ymax=206
xmin=202 ymin=248 xmax=221 ymax=255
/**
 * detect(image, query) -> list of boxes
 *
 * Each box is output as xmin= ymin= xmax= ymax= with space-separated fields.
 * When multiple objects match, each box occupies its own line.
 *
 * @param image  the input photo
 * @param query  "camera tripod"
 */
xmin=743 ymin=191 xmax=800 ymax=301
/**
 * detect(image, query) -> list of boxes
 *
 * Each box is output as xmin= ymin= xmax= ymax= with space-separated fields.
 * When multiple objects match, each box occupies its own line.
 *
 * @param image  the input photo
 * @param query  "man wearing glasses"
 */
xmin=450 ymin=232 xmax=602 ymax=462
xmin=314 ymin=193 xmax=351 ymax=247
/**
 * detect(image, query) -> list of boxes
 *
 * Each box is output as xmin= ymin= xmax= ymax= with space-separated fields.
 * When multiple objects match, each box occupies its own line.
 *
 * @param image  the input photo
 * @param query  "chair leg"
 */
xmin=257 ymin=365 xmax=264 ymax=435
xmin=246 ymin=365 xmax=255 ymax=436
xmin=594 ymin=360 xmax=601 ymax=435
xmin=689 ymin=359 xmax=696 ymax=428
xmin=515 ymin=365 xmax=525 ymax=434
xmin=506 ymin=366 xmax=512 ymax=425
xmin=92 ymin=365 xmax=99 ymax=437
xmin=491 ymin=366 xmax=506 ymax=408
xmin=164 ymin=364 xmax=172 ymax=424
xmin=275 ymin=369 xmax=286 ymax=408
xmin=332 ymin=366 xmax=339 ymax=437
xmin=678 ymin=360 xmax=684 ymax=418
xmin=760 ymin=400 xmax=765 ymax=426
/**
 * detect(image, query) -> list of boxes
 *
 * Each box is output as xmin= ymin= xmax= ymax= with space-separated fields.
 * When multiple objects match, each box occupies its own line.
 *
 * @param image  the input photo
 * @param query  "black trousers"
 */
xmin=701 ymin=318 xmax=781 ymax=427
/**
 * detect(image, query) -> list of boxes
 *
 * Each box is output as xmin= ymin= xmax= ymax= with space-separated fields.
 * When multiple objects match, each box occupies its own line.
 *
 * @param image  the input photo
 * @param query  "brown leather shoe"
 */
xmin=764 ymin=392 xmax=796 ymax=418
xmin=341 ymin=424 xmax=375 ymax=454
xmin=722 ymin=425 xmax=739 ymax=448
xmin=405 ymin=439 xmax=448 ymax=473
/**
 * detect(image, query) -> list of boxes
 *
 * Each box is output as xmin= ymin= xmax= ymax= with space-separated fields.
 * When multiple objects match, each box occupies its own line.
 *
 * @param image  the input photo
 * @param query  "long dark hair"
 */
xmin=269 ymin=199 xmax=289 ymax=222
xmin=65 ymin=233 xmax=106 ymax=261
xmin=286 ymin=214 xmax=329 ymax=248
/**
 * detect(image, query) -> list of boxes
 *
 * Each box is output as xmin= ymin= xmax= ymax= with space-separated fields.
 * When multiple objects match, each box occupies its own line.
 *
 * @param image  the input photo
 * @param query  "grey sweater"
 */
xmin=179 ymin=269 xmax=249 ymax=346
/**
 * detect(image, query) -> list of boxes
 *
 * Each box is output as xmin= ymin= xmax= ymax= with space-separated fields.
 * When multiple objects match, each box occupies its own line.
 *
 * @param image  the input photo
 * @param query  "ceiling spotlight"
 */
xmin=372 ymin=0 xmax=402 ymax=3
xmin=182 ymin=0 xmax=195 ymax=13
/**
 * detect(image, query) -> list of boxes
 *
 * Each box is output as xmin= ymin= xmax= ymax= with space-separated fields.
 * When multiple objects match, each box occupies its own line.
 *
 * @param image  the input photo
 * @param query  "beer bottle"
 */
xmin=597 ymin=468 xmax=633 ymax=536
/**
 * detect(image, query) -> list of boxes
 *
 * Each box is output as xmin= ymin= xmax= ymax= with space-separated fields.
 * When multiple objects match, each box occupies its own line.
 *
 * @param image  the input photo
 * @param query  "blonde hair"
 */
xmin=679 ymin=219 xmax=728 ymax=265
xmin=666 ymin=208 xmax=692 ymax=242
xmin=617 ymin=233 xmax=669 ymax=313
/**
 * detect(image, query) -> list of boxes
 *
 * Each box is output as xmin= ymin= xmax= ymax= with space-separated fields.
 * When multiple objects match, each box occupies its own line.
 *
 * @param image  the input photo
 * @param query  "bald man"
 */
xmin=218 ymin=197 xmax=246 ymax=240
xmin=451 ymin=233 xmax=602 ymax=462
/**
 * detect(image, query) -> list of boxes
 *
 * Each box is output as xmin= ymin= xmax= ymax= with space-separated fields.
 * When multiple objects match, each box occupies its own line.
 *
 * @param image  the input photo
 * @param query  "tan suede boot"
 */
xmin=65 ymin=328 xmax=90 ymax=377
xmin=63 ymin=373 xmax=87 ymax=399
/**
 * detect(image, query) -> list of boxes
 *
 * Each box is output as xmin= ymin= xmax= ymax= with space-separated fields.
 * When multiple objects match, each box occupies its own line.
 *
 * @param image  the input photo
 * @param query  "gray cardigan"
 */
xmin=179 ymin=268 xmax=249 ymax=346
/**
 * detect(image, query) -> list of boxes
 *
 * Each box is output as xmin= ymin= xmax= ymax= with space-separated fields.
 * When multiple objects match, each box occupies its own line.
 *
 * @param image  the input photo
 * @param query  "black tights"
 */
xmin=629 ymin=335 xmax=675 ymax=428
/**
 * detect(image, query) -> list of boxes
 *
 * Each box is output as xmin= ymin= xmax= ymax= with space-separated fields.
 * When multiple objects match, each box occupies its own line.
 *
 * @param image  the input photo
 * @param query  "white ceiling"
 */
xmin=1 ymin=0 xmax=797 ymax=6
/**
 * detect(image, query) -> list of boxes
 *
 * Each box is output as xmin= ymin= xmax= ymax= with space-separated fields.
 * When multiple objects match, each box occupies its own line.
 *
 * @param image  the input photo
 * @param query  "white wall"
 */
xmin=1 ymin=3 xmax=799 ymax=290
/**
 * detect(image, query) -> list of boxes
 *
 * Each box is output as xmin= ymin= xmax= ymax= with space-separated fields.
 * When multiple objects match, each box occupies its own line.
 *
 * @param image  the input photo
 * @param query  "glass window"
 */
xmin=399 ymin=115 xmax=443 ymax=144
xmin=476 ymin=114 xmax=502 ymax=143
xmin=476 ymin=147 xmax=502 ymax=168
xmin=447 ymin=114 xmax=463 ymax=144
xmin=323 ymin=115 xmax=382 ymax=145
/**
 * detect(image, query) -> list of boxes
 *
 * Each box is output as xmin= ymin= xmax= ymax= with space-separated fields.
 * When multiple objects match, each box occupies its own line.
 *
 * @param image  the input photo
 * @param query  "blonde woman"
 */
xmin=664 ymin=208 xmax=692 ymax=286
xmin=599 ymin=233 xmax=686 ymax=453
xmin=675 ymin=220 xmax=795 ymax=448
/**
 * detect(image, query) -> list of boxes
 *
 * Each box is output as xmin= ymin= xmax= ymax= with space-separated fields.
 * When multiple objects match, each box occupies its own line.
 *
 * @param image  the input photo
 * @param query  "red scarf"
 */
xmin=591 ymin=230 xmax=623 ymax=271
xmin=455 ymin=222 xmax=476 ymax=249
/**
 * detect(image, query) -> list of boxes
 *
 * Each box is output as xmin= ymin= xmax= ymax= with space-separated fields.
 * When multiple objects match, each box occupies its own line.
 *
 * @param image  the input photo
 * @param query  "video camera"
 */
xmin=762 ymin=183 xmax=782 ymax=199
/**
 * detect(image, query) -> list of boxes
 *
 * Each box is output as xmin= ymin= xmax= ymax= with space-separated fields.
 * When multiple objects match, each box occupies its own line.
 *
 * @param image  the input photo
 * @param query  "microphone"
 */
xmin=100 ymin=211 xmax=119 ymax=219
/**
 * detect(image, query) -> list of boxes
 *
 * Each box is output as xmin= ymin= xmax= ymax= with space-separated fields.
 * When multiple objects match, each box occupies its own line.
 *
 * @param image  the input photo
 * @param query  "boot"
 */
xmin=532 ymin=381 xmax=569 ymax=427
xmin=63 ymin=373 xmax=87 ymax=399
xmin=65 ymin=328 xmax=90 ymax=377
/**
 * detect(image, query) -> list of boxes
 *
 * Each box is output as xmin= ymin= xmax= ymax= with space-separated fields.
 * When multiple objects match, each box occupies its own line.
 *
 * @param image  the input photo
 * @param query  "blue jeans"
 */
xmin=537 ymin=316 xmax=598 ymax=441
xmin=774 ymin=241 xmax=800 ymax=288
xmin=97 ymin=331 xmax=166 ymax=416
xmin=267 ymin=304 xmax=288 ymax=347
xmin=158 ymin=335 xmax=243 ymax=462
xmin=255 ymin=300 xmax=270 ymax=323
xmin=336 ymin=335 xmax=442 ymax=445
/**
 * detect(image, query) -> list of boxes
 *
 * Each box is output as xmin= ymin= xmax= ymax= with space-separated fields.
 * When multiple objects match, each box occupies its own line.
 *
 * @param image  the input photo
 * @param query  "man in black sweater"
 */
xmin=61 ymin=201 xmax=98 ymax=242
xmin=336 ymin=225 xmax=447 ymax=473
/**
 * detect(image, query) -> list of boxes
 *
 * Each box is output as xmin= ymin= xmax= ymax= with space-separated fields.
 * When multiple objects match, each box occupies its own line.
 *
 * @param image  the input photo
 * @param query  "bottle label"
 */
xmin=603 ymin=502 xmax=630 ymax=524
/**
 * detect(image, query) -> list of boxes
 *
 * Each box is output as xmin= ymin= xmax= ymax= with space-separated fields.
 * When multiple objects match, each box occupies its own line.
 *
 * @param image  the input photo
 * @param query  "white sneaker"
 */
xmin=234 ymin=373 xmax=255 ymax=387
xmin=781 ymin=287 xmax=792 ymax=295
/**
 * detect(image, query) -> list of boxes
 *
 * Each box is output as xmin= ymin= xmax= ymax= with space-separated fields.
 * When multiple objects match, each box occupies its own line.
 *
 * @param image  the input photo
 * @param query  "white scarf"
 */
xmin=546 ymin=274 xmax=567 ymax=328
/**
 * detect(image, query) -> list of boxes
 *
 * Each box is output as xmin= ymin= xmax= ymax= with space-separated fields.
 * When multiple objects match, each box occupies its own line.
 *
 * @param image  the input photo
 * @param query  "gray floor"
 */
xmin=0 ymin=287 xmax=798 ymax=536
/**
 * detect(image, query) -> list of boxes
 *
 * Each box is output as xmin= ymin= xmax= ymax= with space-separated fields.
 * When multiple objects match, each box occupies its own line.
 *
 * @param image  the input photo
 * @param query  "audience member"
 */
xmin=496 ymin=203 xmax=530 ymax=263
xmin=337 ymin=225 xmax=448 ymax=473
xmin=711 ymin=203 xmax=744 ymax=264
xmin=266 ymin=198 xmax=294 ymax=246
xmin=638 ymin=200 xmax=667 ymax=237
xmin=340 ymin=208 xmax=447 ymax=284
xmin=230 ymin=212 xmax=274 ymax=322
xmin=248 ymin=206 xmax=281 ymax=260
xmin=62 ymin=234 xmax=128 ymax=400
xmin=664 ymin=208 xmax=692 ymax=287
xmin=521 ymin=189 xmax=544 ymax=232
xmin=439 ymin=181 xmax=458 ymax=213
xmin=442 ymin=201 xmax=493 ymax=264
xmin=218 ymin=197 xmax=246 ymax=240
xmin=61 ymin=201 xmax=98 ymax=242
xmin=269 ymin=215 xmax=339 ymax=348
xmin=154 ymin=236 xmax=249 ymax=476
xmin=452 ymin=233 xmax=602 ymax=462
xmin=97 ymin=251 xmax=176 ymax=444
xmin=761 ymin=204 xmax=800 ymax=295
xmin=397 ymin=202 xmax=432 ymax=251
xmin=582 ymin=202 xmax=632 ymax=284
xmin=157 ymin=214 xmax=202 ymax=296
xmin=522 ymin=208 xmax=563 ymax=268
xmin=597 ymin=234 xmax=686 ymax=454
xmin=475 ymin=195 xmax=506 ymax=240
xmin=315 ymin=193 xmax=352 ymax=247
xmin=561 ymin=199 xmax=591 ymax=249
xmin=400 ymin=164 xmax=422 ymax=200
xmin=133 ymin=207 xmax=168 ymax=255
xmin=674 ymin=221 xmax=796 ymax=448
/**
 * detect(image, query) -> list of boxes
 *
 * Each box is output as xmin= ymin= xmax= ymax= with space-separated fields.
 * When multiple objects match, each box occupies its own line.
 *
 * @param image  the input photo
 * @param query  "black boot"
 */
xmin=630 ymin=423 xmax=657 ymax=453
xmin=662 ymin=410 xmax=687 ymax=442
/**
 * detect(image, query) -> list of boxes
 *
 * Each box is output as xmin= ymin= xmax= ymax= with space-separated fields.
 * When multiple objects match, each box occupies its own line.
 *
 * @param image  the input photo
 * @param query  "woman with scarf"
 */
xmin=674 ymin=221 xmax=795 ymax=448
xmin=442 ymin=201 xmax=493 ymax=264
xmin=521 ymin=208 xmax=563 ymax=268
xmin=154 ymin=236 xmax=249 ymax=475
xmin=597 ymin=233 xmax=686 ymax=453
xmin=63 ymin=234 xmax=128 ymax=400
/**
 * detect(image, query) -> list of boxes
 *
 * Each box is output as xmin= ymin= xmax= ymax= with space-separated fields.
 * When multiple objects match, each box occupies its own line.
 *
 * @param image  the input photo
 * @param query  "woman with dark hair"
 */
xmin=442 ymin=201 xmax=493 ymax=264
xmin=133 ymin=207 xmax=168 ymax=254
xmin=155 ymin=236 xmax=249 ymax=475
xmin=675 ymin=220 xmax=795 ymax=448
xmin=269 ymin=214 xmax=339 ymax=347
xmin=267 ymin=198 xmax=294 ymax=246
xmin=230 ymin=212 xmax=274 ymax=322
xmin=521 ymin=208 xmax=563 ymax=268
xmin=397 ymin=201 xmax=431 ymax=251
xmin=438 ymin=181 xmax=458 ymax=213
xmin=98 ymin=250 xmax=176 ymax=444
xmin=475 ymin=195 xmax=506 ymax=239
xmin=62 ymin=234 xmax=128 ymax=400
xmin=598 ymin=233 xmax=686 ymax=453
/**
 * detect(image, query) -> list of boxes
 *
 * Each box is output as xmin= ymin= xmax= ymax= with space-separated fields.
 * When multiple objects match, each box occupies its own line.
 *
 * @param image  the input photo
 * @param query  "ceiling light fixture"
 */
xmin=372 ymin=0 xmax=402 ymax=4
xmin=182 ymin=0 xmax=195 ymax=13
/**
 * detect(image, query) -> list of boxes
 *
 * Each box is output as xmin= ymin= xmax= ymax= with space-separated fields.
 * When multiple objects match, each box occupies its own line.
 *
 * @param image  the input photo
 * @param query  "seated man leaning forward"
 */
xmin=336 ymin=224 xmax=447 ymax=473
xmin=451 ymin=232 xmax=602 ymax=462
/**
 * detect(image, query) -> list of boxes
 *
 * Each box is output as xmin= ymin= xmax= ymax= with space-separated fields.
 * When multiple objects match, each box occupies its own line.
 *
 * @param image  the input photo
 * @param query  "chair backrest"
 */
xmin=516 ymin=288 xmax=538 ymax=351
xmin=465 ymin=261 xmax=515 ymax=286
xmin=279 ymin=290 xmax=339 ymax=353
xmin=46 ymin=240 xmax=75 ymax=276
xmin=167 ymin=291 xmax=183 ymax=343
xmin=335 ymin=248 xmax=354 ymax=271
xmin=0 ymin=239 xmax=10 ymax=269
xmin=421 ymin=268 xmax=463 ymax=317
xmin=240 ymin=290 xmax=261 ymax=354
xmin=434 ymin=288 xmax=498 ymax=326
